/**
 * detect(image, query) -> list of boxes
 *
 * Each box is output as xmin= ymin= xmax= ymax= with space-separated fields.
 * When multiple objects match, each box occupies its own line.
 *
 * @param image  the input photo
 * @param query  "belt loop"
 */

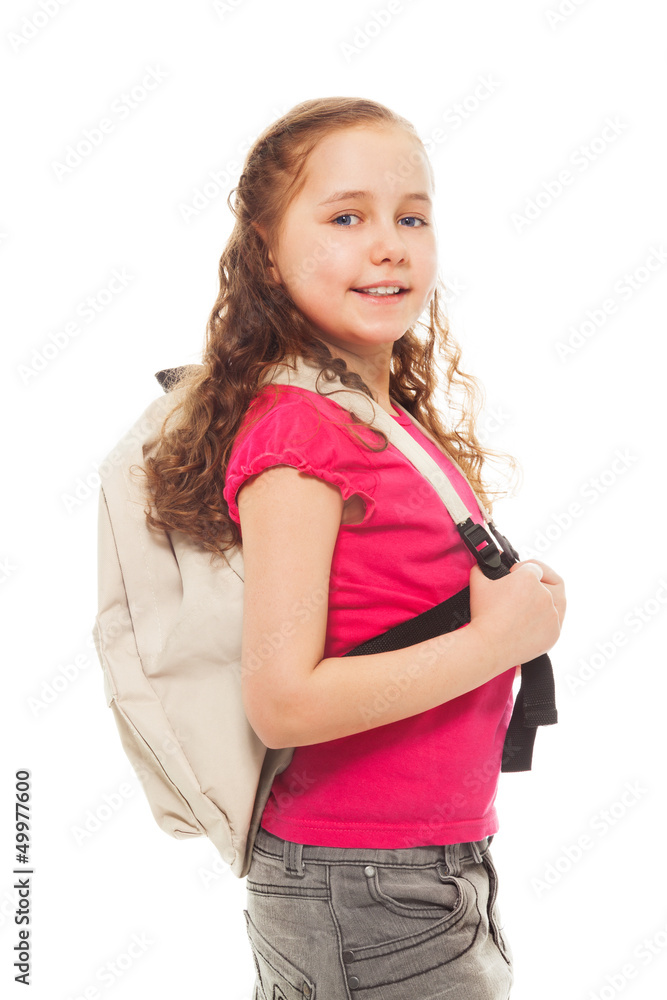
xmin=469 ymin=840 xmax=483 ymax=865
xmin=282 ymin=838 xmax=306 ymax=878
xmin=442 ymin=842 xmax=462 ymax=876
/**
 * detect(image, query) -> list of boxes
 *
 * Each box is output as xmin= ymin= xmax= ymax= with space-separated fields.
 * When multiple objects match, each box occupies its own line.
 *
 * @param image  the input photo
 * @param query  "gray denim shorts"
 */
xmin=244 ymin=825 xmax=513 ymax=999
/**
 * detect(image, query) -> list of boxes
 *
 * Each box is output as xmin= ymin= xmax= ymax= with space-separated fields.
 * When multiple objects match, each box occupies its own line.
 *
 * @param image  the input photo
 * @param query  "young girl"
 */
xmin=145 ymin=97 xmax=565 ymax=999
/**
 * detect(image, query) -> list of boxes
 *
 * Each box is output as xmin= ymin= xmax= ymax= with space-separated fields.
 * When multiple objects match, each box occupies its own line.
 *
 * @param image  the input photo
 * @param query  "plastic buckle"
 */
xmin=458 ymin=518 xmax=502 ymax=572
xmin=489 ymin=521 xmax=521 ymax=566
xmin=488 ymin=522 xmax=521 ymax=569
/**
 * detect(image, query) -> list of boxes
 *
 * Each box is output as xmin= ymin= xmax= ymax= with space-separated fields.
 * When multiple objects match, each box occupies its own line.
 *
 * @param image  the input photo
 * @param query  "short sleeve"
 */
xmin=223 ymin=386 xmax=377 ymax=527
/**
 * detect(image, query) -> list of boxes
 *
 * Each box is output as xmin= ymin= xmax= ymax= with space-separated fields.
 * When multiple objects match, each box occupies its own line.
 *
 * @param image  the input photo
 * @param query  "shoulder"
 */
xmin=223 ymin=385 xmax=379 ymax=526
xmin=234 ymin=384 xmax=367 ymax=450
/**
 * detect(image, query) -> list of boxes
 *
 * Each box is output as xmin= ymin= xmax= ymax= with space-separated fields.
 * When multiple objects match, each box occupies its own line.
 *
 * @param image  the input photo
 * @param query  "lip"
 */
xmin=351 ymin=288 xmax=409 ymax=304
xmin=351 ymin=283 xmax=410 ymax=304
xmin=352 ymin=280 xmax=408 ymax=290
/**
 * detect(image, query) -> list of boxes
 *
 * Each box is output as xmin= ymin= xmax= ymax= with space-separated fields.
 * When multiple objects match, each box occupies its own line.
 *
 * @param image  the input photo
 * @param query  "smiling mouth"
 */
xmin=352 ymin=286 xmax=409 ymax=297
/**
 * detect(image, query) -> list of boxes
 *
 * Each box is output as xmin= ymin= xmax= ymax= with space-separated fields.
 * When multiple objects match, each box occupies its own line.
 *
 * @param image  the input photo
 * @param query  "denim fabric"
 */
xmin=244 ymin=826 xmax=513 ymax=999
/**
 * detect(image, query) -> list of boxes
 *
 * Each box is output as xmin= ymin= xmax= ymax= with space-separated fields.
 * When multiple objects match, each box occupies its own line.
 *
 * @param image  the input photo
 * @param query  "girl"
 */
xmin=145 ymin=97 xmax=565 ymax=999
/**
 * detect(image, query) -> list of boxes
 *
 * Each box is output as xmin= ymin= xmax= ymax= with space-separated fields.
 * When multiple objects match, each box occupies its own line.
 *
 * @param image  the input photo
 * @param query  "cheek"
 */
xmin=416 ymin=239 xmax=439 ymax=291
xmin=289 ymin=241 xmax=351 ymax=298
xmin=286 ymin=269 xmax=334 ymax=320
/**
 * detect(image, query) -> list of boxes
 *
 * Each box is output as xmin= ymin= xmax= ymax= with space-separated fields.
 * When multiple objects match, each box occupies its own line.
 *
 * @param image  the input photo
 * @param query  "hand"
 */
xmin=509 ymin=559 xmax=566 ymax=627
xmin=467 ymin=558 xmax=565 ymax=673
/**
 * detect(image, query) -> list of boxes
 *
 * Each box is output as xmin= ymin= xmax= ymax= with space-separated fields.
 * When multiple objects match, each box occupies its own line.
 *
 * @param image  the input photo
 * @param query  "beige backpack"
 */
xmin=92 ymin=354 xmax=555 ymax=878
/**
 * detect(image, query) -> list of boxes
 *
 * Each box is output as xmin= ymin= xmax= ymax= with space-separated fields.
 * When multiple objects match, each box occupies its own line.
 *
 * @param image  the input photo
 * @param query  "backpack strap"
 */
xmin=155 ymin=360 xmax=558 ymax=771
xmin=344 ymin=583 xmax=557 ymax=772
xmin=264 ymin=356 xmax=558 ymax=772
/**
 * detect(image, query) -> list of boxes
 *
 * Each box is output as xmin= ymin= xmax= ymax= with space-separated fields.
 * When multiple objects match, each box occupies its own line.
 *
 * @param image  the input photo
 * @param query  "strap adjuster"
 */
xmin=488 ymin=521 xmax=521 ymax=568
xmin=458 ymin=518 xmax=502 ymax=572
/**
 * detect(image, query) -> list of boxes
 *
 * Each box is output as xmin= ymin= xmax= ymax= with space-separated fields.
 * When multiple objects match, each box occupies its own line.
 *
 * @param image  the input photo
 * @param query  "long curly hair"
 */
xmin=140 ymin=96 xmax=519 ymax=558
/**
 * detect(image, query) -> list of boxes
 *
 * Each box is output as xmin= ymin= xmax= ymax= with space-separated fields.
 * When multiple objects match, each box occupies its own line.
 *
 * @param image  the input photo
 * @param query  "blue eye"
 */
xmin=331 ymin=214 xmax=428 ymax=227
xmin=333 ymin=214 xmax=360 ymax=226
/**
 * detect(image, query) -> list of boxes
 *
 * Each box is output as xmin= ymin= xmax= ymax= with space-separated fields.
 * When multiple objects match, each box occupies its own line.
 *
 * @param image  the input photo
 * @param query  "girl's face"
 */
xmin=266 ymin=125 xmax=438 ymax=359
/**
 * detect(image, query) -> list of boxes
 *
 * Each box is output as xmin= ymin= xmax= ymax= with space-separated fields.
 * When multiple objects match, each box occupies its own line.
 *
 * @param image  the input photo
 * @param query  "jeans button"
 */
xmin=302 ymin=984 xmax=312 ymax=998
xmin=364 ymin=865 xmax=375 ymax=877
xmin=342 ymin=950 xmax=354 ymax=963
xmin=348 ymin=975 xmax=360 ymax=989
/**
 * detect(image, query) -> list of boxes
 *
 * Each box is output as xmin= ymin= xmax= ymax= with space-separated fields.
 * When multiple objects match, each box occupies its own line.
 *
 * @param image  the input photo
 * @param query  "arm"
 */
xmin=238 ymin=465 xmax=562 ymax=749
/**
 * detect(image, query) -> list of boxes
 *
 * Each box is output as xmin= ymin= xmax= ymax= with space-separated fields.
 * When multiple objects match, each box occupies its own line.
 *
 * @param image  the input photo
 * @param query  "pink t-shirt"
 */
xmin=223 ymin=383 xmax=516 ymax=848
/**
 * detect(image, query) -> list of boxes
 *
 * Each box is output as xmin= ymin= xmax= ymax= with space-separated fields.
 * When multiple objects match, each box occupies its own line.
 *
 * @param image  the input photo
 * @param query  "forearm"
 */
xmin=276 ymin=623 xmax=514 ymax=748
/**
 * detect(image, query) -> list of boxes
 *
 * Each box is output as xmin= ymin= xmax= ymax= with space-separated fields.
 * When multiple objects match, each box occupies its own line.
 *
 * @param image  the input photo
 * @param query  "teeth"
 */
xmin=359 ymin=286 xmax=403 ymax=295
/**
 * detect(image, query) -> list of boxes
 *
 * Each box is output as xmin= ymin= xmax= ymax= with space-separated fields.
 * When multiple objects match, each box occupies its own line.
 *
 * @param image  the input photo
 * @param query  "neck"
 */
xmin=314 ymin=338 xmax=394 ymax=412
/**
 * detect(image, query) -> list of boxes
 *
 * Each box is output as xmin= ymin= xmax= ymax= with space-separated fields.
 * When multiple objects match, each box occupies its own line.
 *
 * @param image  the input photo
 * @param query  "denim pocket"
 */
xmin=365 ymin=863 xmax=466 ymax=924
xmin=332 ymin=859 xmax=479 ymax=969
xmin=244 ymin=909 xmax=316 ymax=1000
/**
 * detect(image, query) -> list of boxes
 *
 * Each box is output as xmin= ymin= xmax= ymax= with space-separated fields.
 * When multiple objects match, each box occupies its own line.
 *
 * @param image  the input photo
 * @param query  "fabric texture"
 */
xmin=244 ymin=824 xmax=513 ymax=1000
xmin=223 ymin=384 xmax=516 ymax=848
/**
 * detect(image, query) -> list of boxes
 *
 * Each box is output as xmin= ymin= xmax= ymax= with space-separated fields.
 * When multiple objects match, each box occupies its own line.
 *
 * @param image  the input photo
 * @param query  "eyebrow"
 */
xmin=319 ymin=189 xmax=432 ymax=206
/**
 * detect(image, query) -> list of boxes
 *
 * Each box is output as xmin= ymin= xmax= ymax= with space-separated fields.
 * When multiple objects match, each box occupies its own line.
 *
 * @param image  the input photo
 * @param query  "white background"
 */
xmin=2 ymin=1 xmax=666 ymax=998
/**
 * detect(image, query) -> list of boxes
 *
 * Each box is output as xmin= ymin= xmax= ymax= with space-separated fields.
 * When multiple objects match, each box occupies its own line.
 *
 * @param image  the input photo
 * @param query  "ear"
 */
xmin=251 ymin=221 xmax=282 ymax=284
xmin=251 ymin=220 xmax=267 ymax=243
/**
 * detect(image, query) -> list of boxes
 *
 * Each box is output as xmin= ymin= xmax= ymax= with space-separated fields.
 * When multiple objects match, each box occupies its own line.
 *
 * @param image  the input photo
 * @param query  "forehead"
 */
xmin=299 ymin=124 xmax=433 ymax=200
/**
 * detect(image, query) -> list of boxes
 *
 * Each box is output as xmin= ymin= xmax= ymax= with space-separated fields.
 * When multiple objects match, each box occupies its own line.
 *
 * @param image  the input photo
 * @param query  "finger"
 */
xmin=523 ymin=559 xmax=563 ymax=587
xmin=516 ymin=561 xmax=544 ymax=581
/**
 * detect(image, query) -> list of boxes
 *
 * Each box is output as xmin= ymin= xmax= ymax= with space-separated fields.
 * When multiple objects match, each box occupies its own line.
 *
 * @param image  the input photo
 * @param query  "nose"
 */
xmin=368 ymin=219 xmax=408 ymax=266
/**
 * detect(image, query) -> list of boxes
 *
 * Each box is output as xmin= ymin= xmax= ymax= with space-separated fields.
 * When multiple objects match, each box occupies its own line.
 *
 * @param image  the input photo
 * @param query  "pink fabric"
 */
xmin=223 ymin=384 xmax=516 ymax=848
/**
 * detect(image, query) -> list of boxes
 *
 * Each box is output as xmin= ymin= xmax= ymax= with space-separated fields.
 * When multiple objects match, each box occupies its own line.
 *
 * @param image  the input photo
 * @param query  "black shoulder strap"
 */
xmin=156 ymin=364 xmax=558 ymax=771
xmin=346 ymin=520 xmax=557 ymax=773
